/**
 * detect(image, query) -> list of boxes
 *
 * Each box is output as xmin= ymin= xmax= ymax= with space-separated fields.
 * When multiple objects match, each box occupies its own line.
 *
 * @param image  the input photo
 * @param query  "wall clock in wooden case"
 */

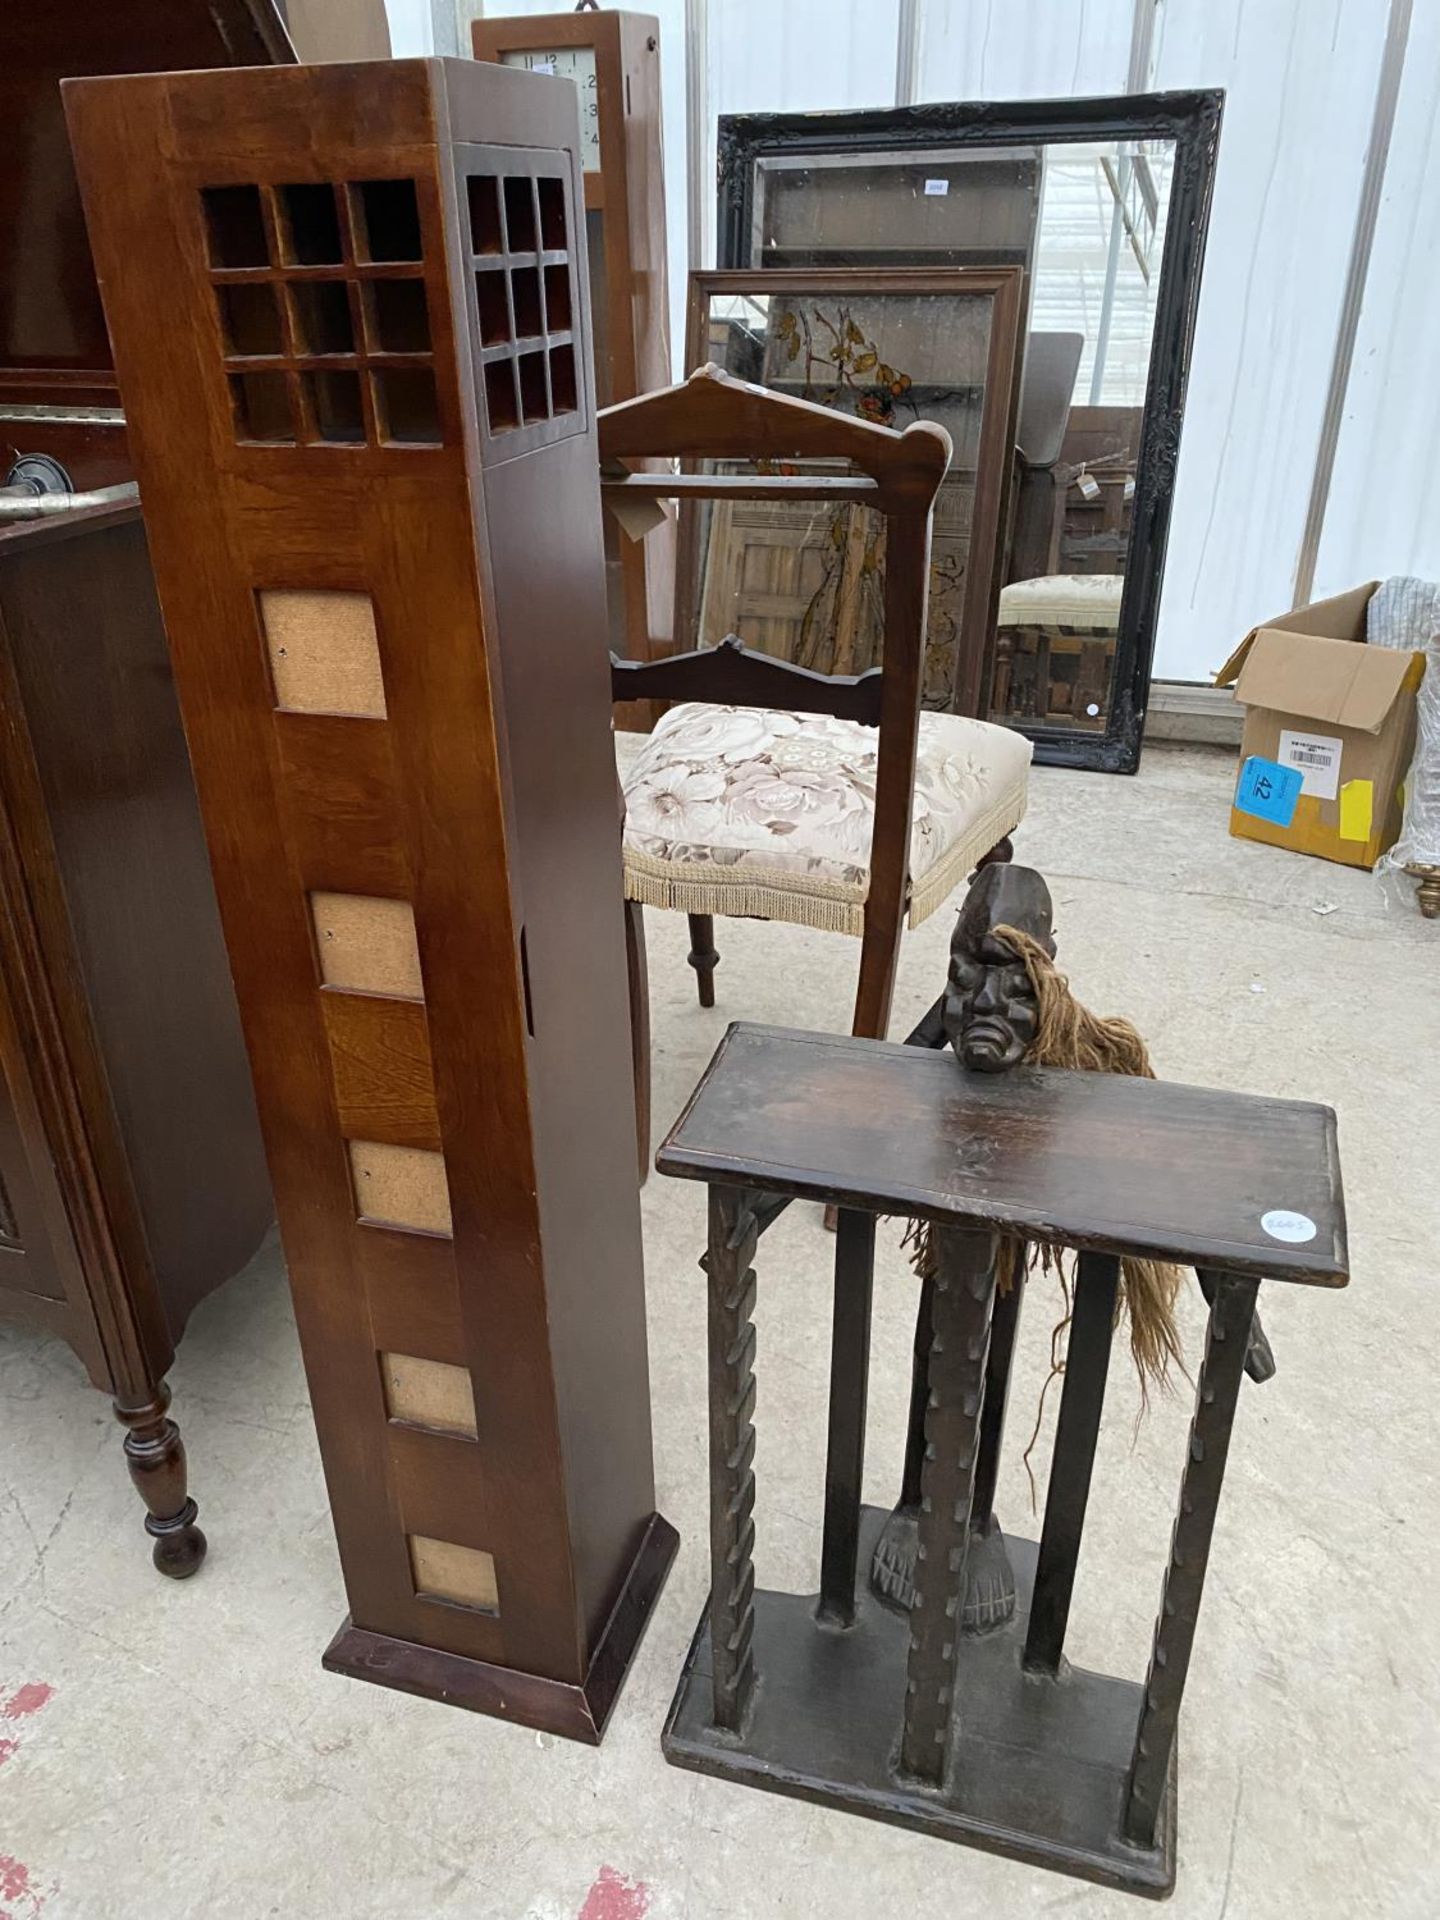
xmin=473 ymin=10 xmax=674 ymax=724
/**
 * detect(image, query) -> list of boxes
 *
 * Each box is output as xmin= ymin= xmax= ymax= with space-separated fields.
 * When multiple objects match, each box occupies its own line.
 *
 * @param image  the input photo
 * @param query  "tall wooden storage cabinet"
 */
xmin=66 ymin=57 xmax=675 ymax=1740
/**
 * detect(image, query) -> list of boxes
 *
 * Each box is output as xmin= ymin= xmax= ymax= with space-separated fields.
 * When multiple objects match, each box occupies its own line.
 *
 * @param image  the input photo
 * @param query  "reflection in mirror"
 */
xmin=1001 ymin=140 xmax=1174 ymax=730
xmin=740 ymin=130 xmax=1184 ymax=744
xmin=757 ymin=149 xmax=1042 ymax=267
xmin=688 ymin=452 xmax=884 ymax=677
xmin=685 ymin=274 xmax=1021 ymax=715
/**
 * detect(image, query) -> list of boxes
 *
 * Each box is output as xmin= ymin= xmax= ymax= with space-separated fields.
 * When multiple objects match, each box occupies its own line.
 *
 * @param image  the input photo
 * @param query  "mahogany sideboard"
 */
xmin=0 ymin=501 xmax=273 ymax=1573
xmin=0 ymin=0 xmax=292 ymax=1577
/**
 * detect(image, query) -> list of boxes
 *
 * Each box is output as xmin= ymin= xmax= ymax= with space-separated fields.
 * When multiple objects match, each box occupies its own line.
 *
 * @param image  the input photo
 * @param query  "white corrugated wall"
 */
xmin=1147 ymin=0 xmax=1389 ymax=678
xmin=1312 ymin=0 xmax=1440 ymax=600
xmin=389 ymin=0 xmax=1437 ymax=682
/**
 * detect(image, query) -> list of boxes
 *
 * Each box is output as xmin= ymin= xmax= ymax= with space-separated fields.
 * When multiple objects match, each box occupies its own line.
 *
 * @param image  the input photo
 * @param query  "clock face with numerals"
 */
xmin=501 ymin=46 xmax=601 ymax=172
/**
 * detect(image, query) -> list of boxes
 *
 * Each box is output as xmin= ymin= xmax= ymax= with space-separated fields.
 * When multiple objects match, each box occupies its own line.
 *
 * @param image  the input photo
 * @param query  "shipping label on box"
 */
xmin=1275 ymin=728 xmax=1343 ymax=799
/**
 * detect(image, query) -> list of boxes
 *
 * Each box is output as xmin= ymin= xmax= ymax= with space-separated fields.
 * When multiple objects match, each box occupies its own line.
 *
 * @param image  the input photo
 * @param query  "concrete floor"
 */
xmin=1 ymin=743 xmax=1436 ymax=1919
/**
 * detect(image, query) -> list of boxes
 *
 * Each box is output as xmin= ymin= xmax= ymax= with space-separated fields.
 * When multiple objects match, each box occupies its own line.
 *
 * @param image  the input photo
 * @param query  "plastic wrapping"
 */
xmin=1366 ymin=576 xmax=1440 ymax=895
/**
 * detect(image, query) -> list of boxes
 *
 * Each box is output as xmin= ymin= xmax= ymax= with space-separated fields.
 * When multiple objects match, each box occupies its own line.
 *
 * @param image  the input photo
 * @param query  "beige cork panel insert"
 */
xmin=409 ymin=1534 xmax=499 ymax=1613
xmin=348 ymin=1139 xmax=452 ymax=1236
xmin=311 ymin=892 xmax=423 ymax=999
xmin=259 ymin=588 xmax=388 ymax=718
xmin=381 ymin=1353 xmax=478 ymax=1439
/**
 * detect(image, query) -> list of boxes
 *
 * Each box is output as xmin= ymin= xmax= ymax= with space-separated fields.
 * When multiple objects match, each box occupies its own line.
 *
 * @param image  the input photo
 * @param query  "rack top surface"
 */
xmin=657 ymin=1023 xmax=1348 ymax=1286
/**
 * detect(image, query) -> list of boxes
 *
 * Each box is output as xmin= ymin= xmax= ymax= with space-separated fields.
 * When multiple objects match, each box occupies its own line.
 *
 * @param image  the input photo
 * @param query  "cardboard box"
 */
xmin=1216 ymin=582 xmax=1426 ymax=869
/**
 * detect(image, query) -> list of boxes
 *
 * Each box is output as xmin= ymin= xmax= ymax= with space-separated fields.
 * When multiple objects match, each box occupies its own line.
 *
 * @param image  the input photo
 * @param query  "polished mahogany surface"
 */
xmin=65 ymin=54 xmax=674 ymax=1718
xmin=660 ymin=1022 xmax=1348 ymax=1285
xmin=0 ymin=1 xmax=291 ymax=401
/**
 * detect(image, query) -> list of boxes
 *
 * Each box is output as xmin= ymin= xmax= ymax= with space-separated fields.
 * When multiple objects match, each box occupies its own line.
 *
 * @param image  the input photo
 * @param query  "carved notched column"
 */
xmin=897 ymin=1225 xmax=999 ymax=1786
xmin=1124 ymin=1272 xmax=1259 ymax=1846
xmin=706 ymin=1184 xmax=759 ymax=1734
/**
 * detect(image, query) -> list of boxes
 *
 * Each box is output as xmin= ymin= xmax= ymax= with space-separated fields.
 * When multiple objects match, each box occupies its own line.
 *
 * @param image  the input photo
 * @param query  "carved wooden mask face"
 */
xmin=942 ymin=865 xmax=1055 ymax=1074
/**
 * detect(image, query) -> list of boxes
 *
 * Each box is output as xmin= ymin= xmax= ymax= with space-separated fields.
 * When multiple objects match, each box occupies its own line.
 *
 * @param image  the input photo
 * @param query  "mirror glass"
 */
xmin=686 ymin=277 xmax=1017 ymax=712
xmin=747 ymin=139 xmax=1177 ymax=732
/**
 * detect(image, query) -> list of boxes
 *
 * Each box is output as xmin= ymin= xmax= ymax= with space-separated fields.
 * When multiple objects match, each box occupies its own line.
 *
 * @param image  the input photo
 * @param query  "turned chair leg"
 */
xmin=974 ymin=835 xmax=1014 ymax=874
xmin=687 ymin=913 xmax=719 ymax=1008
xmin=114 ymin=1382 xmax=206 ymax=1579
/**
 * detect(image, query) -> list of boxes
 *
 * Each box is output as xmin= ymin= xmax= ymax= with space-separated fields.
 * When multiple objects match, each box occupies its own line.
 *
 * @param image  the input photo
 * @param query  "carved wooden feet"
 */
xmin=114 ymin=1381 xmax=206 ymax=1579
xmin=873 ymin=1255 xmax=1023 ymax=1632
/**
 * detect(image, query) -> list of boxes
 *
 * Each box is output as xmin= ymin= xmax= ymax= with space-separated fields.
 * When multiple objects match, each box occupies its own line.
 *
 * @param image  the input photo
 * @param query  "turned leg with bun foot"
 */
xmin=114 ymin=1382 xmax=206 ymax=1578
xmin=687 ymin=914 xmax=719 ymax=1008
xmin=1407 ymin=863 xmax=1440 ymax=919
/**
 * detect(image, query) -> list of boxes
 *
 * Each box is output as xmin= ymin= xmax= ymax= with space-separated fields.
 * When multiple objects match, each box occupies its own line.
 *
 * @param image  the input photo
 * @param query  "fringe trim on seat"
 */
xmin=623 ymin=854 xmax=867 ymax=936
xmin=906 ymin=789 xmax=1029 ymax=929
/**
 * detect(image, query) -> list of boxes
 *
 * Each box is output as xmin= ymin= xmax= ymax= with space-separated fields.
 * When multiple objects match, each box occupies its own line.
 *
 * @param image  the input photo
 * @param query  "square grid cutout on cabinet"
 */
xmin=201 ymin=179 xmax=444 ymax=449
xmin=460 ymin=146 xmax=583 ymax=458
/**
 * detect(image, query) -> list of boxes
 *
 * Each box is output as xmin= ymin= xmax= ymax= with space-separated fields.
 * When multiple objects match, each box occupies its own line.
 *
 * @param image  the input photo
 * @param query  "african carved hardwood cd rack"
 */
xmin=67 ymin=56 xmax=675 ymax=1742
xmin=658 ymin=1022 xmax=1347 ymax=1896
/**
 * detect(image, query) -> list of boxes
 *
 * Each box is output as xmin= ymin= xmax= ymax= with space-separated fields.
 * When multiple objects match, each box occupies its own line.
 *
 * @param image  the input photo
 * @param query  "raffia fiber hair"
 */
xmin=991 ymin=924 xmax=1185 ymax=1391
xmin=907 ymin=923 xmax=1185 ymax=1398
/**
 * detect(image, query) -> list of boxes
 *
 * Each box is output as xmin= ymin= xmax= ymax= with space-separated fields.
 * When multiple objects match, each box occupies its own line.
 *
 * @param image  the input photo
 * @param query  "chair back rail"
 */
xmin=598 ymin=364 xmax=950 ymax=511
xmin=610 ymin=635 xmax=883 ymax=726
xmin=601 ymin=473 xmax=882 ymax=503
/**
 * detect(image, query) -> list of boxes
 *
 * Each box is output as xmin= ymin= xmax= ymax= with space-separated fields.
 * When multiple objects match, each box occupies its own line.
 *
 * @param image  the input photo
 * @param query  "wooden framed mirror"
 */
xmin=681 ymin=268 xmax=1023 ymax=717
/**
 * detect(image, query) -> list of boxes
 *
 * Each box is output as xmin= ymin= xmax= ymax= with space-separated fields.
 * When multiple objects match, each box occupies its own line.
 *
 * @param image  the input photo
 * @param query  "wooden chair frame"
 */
xmin=602 ymin=365 xmax=1016 ymax=1163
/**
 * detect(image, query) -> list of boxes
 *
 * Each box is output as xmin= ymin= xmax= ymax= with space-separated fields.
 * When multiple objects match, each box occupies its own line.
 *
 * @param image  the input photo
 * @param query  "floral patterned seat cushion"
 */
xmin=619 ymin=703 xmax=1031 ymax=936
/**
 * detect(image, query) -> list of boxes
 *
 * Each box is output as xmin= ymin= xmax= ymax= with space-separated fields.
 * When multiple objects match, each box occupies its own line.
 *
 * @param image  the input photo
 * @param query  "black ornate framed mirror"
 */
xmin=718 ymin=92 xmax=1223 ymax=773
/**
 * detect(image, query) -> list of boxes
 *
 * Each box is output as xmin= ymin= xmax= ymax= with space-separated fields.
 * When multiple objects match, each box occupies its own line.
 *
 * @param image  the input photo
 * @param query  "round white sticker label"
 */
xmin=1261 ymin=1209 xmax=1317 ymax=1244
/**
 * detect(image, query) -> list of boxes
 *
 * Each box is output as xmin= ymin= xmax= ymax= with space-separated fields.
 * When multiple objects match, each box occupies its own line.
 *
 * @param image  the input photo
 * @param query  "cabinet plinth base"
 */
xmin=662 ymin=1507 xmax=1176 ymax=1897
xmin=323 ymin=1512 xmax=677 ymax=1743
